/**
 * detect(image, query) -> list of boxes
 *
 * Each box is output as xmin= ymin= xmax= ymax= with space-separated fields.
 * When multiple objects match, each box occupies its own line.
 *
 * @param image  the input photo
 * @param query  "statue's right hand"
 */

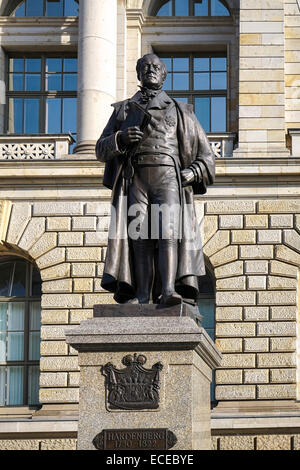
xmin=119 ymin=126 xmax=144 ymax=148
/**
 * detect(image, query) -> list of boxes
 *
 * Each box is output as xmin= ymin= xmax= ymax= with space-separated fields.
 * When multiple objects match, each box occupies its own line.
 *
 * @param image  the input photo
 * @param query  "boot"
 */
xmin=158 ymin=239 xmax=182 ymax=306
xmin=131 ymin=239 xmax=154 ymax=303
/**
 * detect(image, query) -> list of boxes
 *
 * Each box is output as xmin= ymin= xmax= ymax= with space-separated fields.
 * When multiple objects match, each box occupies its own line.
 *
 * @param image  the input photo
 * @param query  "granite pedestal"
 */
xmin=65 ymin=303 xmax=222 ymax=451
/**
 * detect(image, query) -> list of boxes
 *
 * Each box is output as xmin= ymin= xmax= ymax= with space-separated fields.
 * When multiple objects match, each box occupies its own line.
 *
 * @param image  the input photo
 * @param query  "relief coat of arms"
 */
xmin=102 ymin=354 xmax=163 ymax=410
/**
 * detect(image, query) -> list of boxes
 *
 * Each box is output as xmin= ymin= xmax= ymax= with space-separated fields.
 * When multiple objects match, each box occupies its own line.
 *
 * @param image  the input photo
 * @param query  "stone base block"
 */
xmin=65 ymin=304 xmax=222 ymax=451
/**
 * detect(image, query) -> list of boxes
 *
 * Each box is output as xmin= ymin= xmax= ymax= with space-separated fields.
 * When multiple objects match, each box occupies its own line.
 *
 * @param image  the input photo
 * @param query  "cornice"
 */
xmin=0 ymin=17 xmax=78 ymax=26
xmin=126 ymin=9 xmax=145 ymax=28
xmin=0 ymin=157 xmax=298 ymax=180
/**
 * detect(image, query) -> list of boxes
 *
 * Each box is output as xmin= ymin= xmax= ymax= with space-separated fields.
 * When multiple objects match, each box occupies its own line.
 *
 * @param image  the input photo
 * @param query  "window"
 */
xmin=0 ymin=259 xmax=42 ymax=406
xmin=155 ymin=0 xmax=230 ymax=17
xmin=12 ymin=0 xmax=78 ymax=17
xmin=7 ymin=55 xmax=77 ymax=150
xmin=160 ymin=54 xmax=227 ymax=133
xmin=197 ymin=266 xmax=216 ymax=403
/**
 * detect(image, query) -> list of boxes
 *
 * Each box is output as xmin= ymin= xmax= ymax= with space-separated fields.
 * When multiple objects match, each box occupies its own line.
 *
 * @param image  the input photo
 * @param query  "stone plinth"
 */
xmin=65 ymin=304 xmax=222 ymax=451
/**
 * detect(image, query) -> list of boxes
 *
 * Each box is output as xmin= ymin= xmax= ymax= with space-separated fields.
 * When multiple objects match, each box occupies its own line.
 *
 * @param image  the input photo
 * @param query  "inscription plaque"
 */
xmin=93 ymin=428 xmax=177 ymax=450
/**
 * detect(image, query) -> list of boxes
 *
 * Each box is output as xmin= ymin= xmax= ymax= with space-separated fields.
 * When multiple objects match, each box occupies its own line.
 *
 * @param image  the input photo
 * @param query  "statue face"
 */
xmin=139 ymin=55 xmax=165 ymax=90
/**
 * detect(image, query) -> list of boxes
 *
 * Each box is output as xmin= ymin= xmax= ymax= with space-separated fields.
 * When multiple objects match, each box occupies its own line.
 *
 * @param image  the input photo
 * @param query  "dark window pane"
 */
xmin=25 ymin=74 xmax=41 ymax=91
xmin=25 ymin=59 xmax=41 ymax=73
xmin=26 ymin=0 xmax=44 ymax=16
xmin=211 ymin=72 xmax=227 ymax=89
xmin=194 ymin=57 xmax=210 ymax=72
xmin=10 ymin=58 xmax=23 ymax=73
xmin=173 ymin=57 xmax=189 ymax=72
xmin=46 ymin=98 xmax=61 ymax=133
xmin=198 ymin=299 xmax=215 ymax=330
xmin=9 ymin=99 xmax=23 ymax=133
xmin=63 ymin=97 xmax=77 ymax=134
xmin=198 ymin=272 xmax=214 ymax=294
xmin=64 ymin=0 xmax=79 ymax=16
xmin=24 ymin=99 xmax=39 ymax=133
xmin=11 ymin=262 xmax=26 ymax=297
xmin=0 ymin=304 xmax=7 ymax=330
xmin=63 ymin=58 xmax=77 ymax=72
xmin=0 ymin=333 xmax=5 ymax=361
xmin=46 ymin=0 xmax=63 ymax=16
xmin=211 ymin=96 xmax=226 ymax=131
xmin=14 ymin=2 xmax=25 ymax=16
xmin=7 ymin=332 xmax=24 ymax=360
xmin=162 ymin=58 xmax=172 ymax=72
xmin=163 ymin=74 xmax=172 ymax=90
xmin=211 ymin=0 xmax=230 ymax=16
xmin=194 ymin=73 xmax=210 ymax=90
xmin=195 ymin=97 xmax=210 ymax=132
xmin=0 ymin=264 xmax=12 ymax=297
xmin=28 ymin=366 xmax=40 ymax=405
xmin=10 ymin=74 xmax=23 ymax=91
xmin=30 ymin=302 xmax=41 ymax=331
xmin=46 ymin=74 xmax=62 ymax=91
xmin=63 ymin=73 xmax=77 ymax=91
xmin=194 ymin=0 xmax=209 ymax=15
xmin=173 ymin=96 xmax=189 ymax=103
xmin=31 ymin=269 xmax=42 ymax=297
xmin=8 ymin=303 xmax=25 ymax=331
xmin=157 ymin=1 xmax=172 ymax=16
xmin=173 ymin=73 xmax=189 ymax=90
xmin=175 ymin=0 xmax=188 ymax=16
xmin=46 ymin=58 xmax=62 ymax=73
xmin=29 ymin=332 xmax=40 ymax=360
xmin=7 ymin=366 xmax=24 ymax=405
xmin=211 ymin=57 xmax=227 ymax=71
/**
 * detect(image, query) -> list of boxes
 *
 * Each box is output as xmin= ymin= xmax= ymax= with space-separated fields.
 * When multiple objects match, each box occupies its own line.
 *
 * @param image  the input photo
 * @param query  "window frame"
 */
xmin=159 ymin=52 xmax=228 ymax=133
xmin=197 ymin=264 xmax=216 ymax=405
xmin=11 ymin=0 xmax=79 ymax=18
xmin=5 ymin=52 xmax=77 ymax=142
xmin=0 ymin=259 xmax=41 ymax=407
xmin=153 ymin=0 xmax=231 ymax=17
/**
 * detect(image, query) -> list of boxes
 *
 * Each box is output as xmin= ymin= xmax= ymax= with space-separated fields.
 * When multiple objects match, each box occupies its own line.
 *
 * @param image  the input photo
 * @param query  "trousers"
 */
xmin=128 ymin=164 xmax=181 ymax=303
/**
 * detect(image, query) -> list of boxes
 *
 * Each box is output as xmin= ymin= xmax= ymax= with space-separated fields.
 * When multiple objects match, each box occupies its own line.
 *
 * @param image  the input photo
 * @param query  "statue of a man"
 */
xmin=96 ymin=54 xmax=215 ymax=306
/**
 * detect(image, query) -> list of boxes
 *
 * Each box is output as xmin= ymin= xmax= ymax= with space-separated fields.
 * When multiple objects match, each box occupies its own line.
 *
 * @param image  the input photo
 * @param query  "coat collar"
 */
xmin=129 ymin=90 xmax=173 ymax=110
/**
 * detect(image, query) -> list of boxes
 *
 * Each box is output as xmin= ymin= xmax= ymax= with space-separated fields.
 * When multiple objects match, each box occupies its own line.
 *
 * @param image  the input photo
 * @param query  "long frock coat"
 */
xmin=95 ymin=91 xmax=215 ymax=303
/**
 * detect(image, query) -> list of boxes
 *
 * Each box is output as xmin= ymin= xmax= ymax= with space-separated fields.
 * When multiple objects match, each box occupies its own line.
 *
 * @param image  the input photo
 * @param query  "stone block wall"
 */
xmin=236 ymin=0 xmax=289 ymax=157
xmin=212 ymin=433 xmax=300 ymax=450
xmin=285 ymin=0 xmax=300 ymax=131
xmin=201 ymin=199 xmax=299 ymax=402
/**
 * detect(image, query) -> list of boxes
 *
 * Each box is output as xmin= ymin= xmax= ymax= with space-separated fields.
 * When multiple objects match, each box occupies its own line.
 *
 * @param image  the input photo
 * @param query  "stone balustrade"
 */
xmin=208 ymin=133 xmax=237 ymax=159
xmin=0 ymin=134 xmax=74 ymax=160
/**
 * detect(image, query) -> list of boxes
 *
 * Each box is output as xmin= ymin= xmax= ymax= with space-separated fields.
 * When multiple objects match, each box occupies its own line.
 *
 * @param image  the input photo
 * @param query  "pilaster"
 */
xmin=234 ymin=0 xmax=290 ymax=158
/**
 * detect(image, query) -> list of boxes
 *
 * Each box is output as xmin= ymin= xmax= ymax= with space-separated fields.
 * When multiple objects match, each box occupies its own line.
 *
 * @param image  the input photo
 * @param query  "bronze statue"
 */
xmin=96 ymin=54 xmax=215 ymax=306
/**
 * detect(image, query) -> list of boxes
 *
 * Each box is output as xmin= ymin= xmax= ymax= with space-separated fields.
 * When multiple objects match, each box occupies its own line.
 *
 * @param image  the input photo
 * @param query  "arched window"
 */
xmin=0 ymin=258 xmax=42 ymax=406
xmin=154 ymin=0 xmax=230 ymax=17
xmin=197 ymin=265 xmax=216 ymax=403
xmin=12 ymin=0 xmax=78 ymax=17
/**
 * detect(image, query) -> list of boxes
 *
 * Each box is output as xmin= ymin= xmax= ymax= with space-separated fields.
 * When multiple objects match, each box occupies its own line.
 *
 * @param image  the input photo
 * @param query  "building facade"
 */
xmin=0 ymin=0 xmax=300 ymax=451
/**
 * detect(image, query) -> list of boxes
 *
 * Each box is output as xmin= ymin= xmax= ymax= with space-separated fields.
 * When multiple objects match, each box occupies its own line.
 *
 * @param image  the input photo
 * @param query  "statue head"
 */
xmin=136 ymin=54 xmax=167 ymax=90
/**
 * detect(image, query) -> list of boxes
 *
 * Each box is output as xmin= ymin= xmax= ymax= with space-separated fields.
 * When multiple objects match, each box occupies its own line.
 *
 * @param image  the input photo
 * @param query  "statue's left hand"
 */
xmin=181 ymin=168 xmax=195 ymax=187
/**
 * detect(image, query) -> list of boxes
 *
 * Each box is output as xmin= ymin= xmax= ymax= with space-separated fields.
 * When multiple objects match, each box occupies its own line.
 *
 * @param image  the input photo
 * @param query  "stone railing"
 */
xmin=0 ymin=134 xmax=74 ymax=160
xmin=208 ymin=133 xmax=237 ymax=158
